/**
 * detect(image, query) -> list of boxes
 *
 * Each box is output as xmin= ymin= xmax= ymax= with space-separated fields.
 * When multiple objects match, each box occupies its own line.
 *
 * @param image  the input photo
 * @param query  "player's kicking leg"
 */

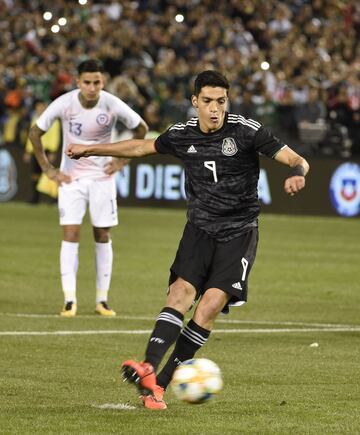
xmin=121 ymin=360 xmax=167 ymax=410
xmin=120 ymin=279 xmax=196 ymax=410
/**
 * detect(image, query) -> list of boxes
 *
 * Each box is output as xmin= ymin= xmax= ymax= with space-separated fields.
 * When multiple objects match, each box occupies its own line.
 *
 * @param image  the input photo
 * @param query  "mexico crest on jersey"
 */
xmin=222 ymin=137 xmax=238 ymax=156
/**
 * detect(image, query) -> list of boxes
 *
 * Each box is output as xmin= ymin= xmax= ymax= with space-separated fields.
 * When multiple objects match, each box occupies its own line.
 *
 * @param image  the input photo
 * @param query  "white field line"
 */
xmin=1 ymin=327 xmax=360 ymax=337
xmin=0 ymin=312 xmax=357 ymax=329
xmin=92 ymin=403 xmax=136 ymax=410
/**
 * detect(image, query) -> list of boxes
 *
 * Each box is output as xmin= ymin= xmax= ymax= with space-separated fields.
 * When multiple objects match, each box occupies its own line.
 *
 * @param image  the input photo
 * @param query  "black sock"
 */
xmin=157 ymin=319 xmax=211 ymax=389
xmin=144 ymin=307 xmax=184 ymax=371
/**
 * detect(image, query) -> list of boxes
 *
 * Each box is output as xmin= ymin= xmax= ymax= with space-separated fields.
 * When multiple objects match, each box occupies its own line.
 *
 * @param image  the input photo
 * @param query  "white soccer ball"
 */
xmin=171 ymin=358 xmax=223 ymax=404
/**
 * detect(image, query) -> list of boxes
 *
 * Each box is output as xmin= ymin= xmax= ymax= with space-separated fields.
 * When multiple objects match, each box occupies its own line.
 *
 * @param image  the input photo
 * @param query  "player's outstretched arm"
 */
xmin=105 ymin=120 xmax=149 ymax=175
xmin=67 ymin=138 xmax=157 ymax=160
xmin=274 ymin=146 xmax=310 ymax=196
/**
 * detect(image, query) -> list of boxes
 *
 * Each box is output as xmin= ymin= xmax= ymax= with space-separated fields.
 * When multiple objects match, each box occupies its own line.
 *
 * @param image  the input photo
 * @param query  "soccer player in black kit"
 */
xmin=67 ymin=70 xmax=309 ymax=410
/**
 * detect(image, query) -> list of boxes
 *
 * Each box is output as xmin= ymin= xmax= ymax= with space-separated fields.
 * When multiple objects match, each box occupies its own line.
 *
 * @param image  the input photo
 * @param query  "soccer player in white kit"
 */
xmin=29 ymin=59 xmax=148 ymax=317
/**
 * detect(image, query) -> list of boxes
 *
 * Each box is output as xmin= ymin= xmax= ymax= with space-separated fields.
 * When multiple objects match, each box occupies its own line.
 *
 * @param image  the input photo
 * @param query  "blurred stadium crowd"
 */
xmin=0 ymin=0 xmax=359 ymax=156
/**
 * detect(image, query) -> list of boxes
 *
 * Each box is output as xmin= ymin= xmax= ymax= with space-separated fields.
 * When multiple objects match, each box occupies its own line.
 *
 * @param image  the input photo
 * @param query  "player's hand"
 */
xmin=66 ymin=144 xmax=87 ymax=159
xmin=284 ymin=175 xmax=305 ymax=196
xmin=104 ymin=158 xmax=130 ymax=175
xmin=45 ymin=167 xmax=71 ymax=185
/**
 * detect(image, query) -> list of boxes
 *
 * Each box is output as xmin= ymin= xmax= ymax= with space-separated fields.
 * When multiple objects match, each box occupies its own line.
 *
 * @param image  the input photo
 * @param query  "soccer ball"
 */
xmin=171 ymin=358 xmax=223 ymax=404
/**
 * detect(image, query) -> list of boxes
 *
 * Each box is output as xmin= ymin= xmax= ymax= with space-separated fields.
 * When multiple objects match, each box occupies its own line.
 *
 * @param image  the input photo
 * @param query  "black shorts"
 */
xmin=169 ymin=222 xmax=259 ymax=312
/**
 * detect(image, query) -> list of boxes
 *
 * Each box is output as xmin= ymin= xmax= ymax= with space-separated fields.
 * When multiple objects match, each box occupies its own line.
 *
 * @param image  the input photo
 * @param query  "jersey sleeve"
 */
xmin=109 ymin=93 xmax=141 ymax=130
xmin=252 ymin=127 xmax=286 ymax=158
xmin=154 ymin=128 xmax=178 ymax=156
xmin=36 ymin=96 xmax=64 ymax=132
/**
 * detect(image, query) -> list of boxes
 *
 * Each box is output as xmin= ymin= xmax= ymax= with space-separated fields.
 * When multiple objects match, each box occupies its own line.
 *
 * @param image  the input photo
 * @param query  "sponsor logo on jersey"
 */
xmin=222 ymin=137 xmax=238 ymax=156
xmin=96 ymin=113 xmax=110 ymax=125
xmin=329 ymin=163 xmax=360 ymax=217
xmin=232 ymin=282 xmax=242 ymax=290
xmin=187 ymin=145 xmax=197 ymax=153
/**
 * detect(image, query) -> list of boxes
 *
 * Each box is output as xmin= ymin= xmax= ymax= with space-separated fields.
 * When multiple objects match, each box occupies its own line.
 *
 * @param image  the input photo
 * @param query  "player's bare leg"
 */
xmin=192 ymin=287 xmax=231 ymax=330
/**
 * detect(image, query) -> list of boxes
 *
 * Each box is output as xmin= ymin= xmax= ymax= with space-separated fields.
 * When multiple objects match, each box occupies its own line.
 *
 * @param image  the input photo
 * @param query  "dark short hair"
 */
xmin=77 ymin=59 xmax=104 ymax=75
xmin=194 ymin=70 xmax=230 ymax=96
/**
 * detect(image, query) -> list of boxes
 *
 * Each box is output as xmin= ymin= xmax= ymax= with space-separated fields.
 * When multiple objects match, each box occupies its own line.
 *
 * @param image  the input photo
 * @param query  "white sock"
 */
xmin=95 ymin=241 xmax=113 ymax=304
xmin=60 ymin=241 xmax=79 ymax=303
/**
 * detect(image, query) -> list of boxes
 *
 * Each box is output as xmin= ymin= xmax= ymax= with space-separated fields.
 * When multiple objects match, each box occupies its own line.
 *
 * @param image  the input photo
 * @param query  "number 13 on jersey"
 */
xmin=204 ymin=161 xmax=218 ymax=183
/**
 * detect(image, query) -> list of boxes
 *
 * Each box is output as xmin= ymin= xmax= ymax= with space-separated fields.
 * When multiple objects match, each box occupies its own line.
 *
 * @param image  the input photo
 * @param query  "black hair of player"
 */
xmin=194 ymin=70 xmax=230 ymax=96
xmin=77 ymin=59 xmax=104 ymax=75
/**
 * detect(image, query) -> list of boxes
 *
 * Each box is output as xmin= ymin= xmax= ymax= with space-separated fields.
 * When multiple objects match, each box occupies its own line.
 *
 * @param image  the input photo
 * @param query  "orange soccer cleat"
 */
xmin=142 ymin=385 xmax=167 ymax=410
xmin=121 ymin=360 xmax=157 ymax=395
xmin=121 ymin=360 xmax=167 ymax=409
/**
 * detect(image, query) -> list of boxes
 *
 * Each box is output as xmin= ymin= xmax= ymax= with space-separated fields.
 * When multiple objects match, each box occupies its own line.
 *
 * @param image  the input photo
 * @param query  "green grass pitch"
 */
xmin=0 ymin=203 xmax=359 ymax=434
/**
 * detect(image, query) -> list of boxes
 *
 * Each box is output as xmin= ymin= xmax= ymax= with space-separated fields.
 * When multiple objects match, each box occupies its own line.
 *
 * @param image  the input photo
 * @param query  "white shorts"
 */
xmin=58 ymin=178 xmax=118 ymax=227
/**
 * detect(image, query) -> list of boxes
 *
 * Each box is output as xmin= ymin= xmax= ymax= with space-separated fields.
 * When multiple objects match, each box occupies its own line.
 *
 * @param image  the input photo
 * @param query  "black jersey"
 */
xmin=155 ymin=112 xmax=285 ymax=242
